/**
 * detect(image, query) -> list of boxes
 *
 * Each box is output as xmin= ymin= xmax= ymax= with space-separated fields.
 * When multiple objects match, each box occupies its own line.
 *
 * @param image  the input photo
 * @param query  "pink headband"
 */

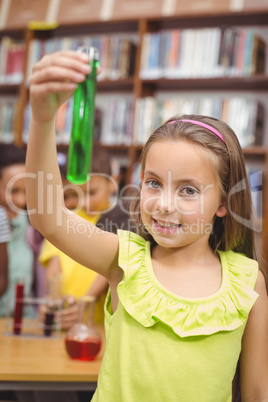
xmin=168 ymin=119 xmax=225 ymax=143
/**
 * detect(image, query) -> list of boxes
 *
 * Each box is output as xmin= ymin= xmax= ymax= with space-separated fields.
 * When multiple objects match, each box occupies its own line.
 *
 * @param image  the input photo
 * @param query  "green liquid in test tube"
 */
xmin=67 ymin=47 xmax=99 ymax=184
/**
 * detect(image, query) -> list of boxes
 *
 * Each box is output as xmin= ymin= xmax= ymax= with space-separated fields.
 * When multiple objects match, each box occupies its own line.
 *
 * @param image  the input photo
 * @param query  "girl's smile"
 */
xmin=152 ymin=218 xmax=183 ymax=234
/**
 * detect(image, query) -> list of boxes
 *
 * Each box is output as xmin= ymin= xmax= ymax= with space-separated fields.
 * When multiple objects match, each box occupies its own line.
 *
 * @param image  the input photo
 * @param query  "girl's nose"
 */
xmin=155 ymin=190 xmax=175 ymax=215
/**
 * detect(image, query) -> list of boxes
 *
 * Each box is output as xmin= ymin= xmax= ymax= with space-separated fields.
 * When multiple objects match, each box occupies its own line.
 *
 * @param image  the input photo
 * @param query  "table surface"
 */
xmin=0 ymin=319 xmax=104 ymax=383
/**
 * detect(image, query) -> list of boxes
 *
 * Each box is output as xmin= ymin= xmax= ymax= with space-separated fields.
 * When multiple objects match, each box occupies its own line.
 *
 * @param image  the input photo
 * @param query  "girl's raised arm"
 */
xmin=239 ymin=271 xmax=268 ymax=400
xmin=26 ymin=51 xmax=120 ymax=281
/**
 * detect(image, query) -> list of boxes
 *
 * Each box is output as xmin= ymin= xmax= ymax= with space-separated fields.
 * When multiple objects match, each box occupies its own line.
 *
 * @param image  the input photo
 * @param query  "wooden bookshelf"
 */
xmin=141 ymin=76 xmax=268 ymax=92
xmin=0 ymin=84 xmax=20 ymax=94
xmin=97 ymin=78 xmax=134 ymax=92
xmin=242 ymin=146 xmax=268 ymax=156
xmin=0 ymin=6 xmax=268 ymax=266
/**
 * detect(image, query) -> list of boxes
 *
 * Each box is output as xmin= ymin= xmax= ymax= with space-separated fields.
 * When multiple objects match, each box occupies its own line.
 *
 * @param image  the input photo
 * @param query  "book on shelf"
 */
xmin=140 ymin=33 xmax=151 ymax=79
xmin=26 ymin=35 xmax=137 ymax=85
xmin=0 ymin=99 xmax=18 ymax=143
xmin=251 ymin=35 xmax=266 ymax=75
xmin=248 ymin=169 xmax=262 ymax=232
xmin=133 ymin=96 xmax=264 ymax=148
xmin=139 ymin=27 xmax=267 ymax=79
xmin=0 ymin=37 xmax=25 ymax=84
xmin=101 ymin=97 xmax=134 ymax=145
xmin=168 ymin=29 xmax=180 ymax=75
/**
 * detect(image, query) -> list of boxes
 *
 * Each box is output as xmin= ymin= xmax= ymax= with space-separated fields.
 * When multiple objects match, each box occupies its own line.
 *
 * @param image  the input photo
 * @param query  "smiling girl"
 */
xmin=26 ymin=51 xmax=268 ymax=401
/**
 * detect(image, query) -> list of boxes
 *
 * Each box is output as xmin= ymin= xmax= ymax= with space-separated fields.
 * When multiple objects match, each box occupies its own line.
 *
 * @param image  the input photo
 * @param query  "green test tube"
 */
xmin=67 ymin=47 xmax=99 ymax=184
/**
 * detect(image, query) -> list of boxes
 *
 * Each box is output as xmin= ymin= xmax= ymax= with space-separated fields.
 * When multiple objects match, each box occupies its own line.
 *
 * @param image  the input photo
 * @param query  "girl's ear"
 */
xmin=109 ymin=178 xmax=116 ymax=194
xmin=216 ymin=201 xmax=228 ymax=218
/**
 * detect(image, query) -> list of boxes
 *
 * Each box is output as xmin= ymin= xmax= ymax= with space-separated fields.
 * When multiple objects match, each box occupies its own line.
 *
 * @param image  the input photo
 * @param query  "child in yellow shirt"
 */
xmin=39 ymin=148 xmax=132 ymax=328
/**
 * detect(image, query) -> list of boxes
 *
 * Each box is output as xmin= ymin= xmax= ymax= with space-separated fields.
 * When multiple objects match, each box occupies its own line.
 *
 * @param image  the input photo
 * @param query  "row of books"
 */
xmin=100 ymin=97 xmax=134 ymax=145
xmin=133 ymin=96 xmax=264 ymax=148
xmin=140 ymin=27 xmax=266 ymax=79
xmin=27 ymin=34 xmax=137 ymax=83
xmin=23 ymin=96 xmax=134 ymax=146
xmin=1 ymin=27 xmax=265 ymax=85
xmin=0 ymin=100 xmax=18 ymax=142
xmin=0 ymin=37 xmax=25 ymax=84
xmin=2 ymin=94 xmax=264 ymax=148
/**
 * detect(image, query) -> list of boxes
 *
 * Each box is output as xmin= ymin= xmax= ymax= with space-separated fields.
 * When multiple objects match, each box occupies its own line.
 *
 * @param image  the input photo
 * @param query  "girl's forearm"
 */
xmin=26 ymin=116 xmax=65 ymax=237
xmin=86 ymin=275 xmax=109 ymax=299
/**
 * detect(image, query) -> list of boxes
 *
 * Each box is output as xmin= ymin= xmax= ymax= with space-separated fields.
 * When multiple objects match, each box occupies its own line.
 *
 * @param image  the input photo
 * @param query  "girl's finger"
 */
xmin=52 ymin=50 xmax=90 ymax=62
xmin=30 ymin=81 xmax=78 ymax=95
xmin=33 ymin=53 xmax=91 ymax=76
xmin=30 ymin=65 xmax=86 ymax=85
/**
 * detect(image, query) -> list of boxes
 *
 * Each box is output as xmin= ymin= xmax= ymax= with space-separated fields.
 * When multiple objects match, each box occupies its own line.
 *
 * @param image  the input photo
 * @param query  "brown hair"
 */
xmin=0 ymin=144 xmax=26 ymax=178
xmin=130 ymin=114 xmax=262 ymax=273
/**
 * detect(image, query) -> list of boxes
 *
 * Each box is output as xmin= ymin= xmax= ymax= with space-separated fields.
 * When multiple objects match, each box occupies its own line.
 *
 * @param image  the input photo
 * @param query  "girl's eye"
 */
xmin=146 ymin=180 xmax=161 ymax=189
xmin=180 ymin=186 xmax=197 ymax=196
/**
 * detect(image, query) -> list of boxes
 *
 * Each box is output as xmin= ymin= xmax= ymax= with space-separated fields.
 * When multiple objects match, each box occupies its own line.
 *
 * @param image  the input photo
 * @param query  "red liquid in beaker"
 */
xmin=65 ymin=337 xmax=101 ymax=361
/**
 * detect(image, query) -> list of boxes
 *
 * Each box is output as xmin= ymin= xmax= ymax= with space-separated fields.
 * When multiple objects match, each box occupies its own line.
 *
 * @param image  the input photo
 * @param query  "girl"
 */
xmin=26 ymin=51 xmax=268 ymax=402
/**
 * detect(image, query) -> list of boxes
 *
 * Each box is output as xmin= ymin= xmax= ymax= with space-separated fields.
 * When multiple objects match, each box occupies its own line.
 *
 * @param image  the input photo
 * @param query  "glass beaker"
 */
xmin=64 ymin=295 xmax=102 ymax=361
xmin=43 ymin=274 xmax=63 ymax=336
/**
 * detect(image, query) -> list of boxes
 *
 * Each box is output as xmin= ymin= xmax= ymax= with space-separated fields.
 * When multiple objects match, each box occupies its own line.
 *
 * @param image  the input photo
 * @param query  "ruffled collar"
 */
xmin=116 ymin=230 xmax=259 ymax=338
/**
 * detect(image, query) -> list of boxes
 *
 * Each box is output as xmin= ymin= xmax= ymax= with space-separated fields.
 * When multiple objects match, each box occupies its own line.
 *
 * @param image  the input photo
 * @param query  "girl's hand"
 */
xmin=29 ymin=50 xmax=91 ymax=123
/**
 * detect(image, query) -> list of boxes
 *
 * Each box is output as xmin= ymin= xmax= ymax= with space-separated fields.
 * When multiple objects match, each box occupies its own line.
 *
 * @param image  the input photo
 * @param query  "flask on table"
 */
xmin=67 ymin=46 xmax=99 ymax=184
xmin=65 ymin=296 xmax=102 ymax=361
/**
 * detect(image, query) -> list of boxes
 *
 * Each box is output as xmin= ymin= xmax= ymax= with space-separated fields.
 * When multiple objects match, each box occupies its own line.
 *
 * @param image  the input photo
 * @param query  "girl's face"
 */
xmin=0 ymin=164 xmax=26 ymax=219
xmin=140 ymin=140 xmax=227 ymax=249
xmin=79 ymin=175 xmax=113 ymax=215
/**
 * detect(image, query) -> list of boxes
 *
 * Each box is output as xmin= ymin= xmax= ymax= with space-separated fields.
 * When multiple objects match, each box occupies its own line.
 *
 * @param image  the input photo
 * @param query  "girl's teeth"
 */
xmin=157 ymin=221 xmax=179 ymax=228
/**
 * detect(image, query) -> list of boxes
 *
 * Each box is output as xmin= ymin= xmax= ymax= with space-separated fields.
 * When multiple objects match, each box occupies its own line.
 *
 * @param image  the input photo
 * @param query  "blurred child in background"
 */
xmin=0 ymin=144 xmax=35 ymax=318
xmin=0 ymin=206 xmax=11 ymax=297
xmin=28 ymin=152 xmax=80 ymax=300
xmin=39 ymin=147 xmax=133 ymax=329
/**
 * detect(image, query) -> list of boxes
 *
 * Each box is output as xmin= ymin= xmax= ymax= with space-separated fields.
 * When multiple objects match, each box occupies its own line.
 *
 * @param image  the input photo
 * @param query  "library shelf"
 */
xmin=0 ymin=84 xmax=20 ymax=95
xmin=242 ymin=146 xmax=268 ymax=156
xmin=97 ymin=78 xmax=134 ymax=92
xmin=142 ymin=76 xmax=268 ymax=92
xmin=94 ymin=143 xmax=131 ymax=151
xmin=144 ymin=10 xmax=268 ymax=30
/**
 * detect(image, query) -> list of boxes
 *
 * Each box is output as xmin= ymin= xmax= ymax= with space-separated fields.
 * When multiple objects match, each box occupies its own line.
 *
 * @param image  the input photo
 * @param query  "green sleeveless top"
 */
xmin=92 ymin=230 xmax=259 ymax=402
